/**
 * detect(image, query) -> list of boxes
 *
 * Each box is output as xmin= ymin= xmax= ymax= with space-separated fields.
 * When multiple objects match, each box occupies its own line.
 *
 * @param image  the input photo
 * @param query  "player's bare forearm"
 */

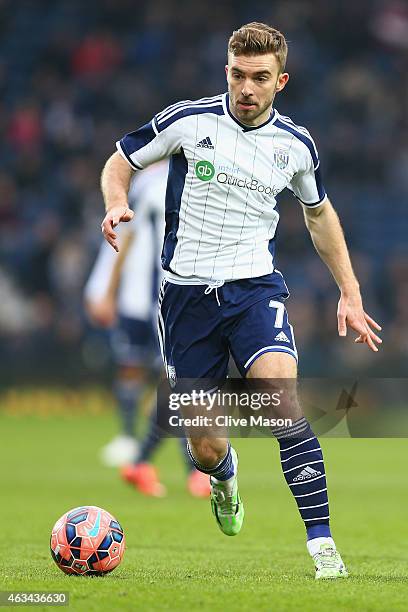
xmin=302 ymin=198 xmax=357 ymax=294
xmin=101 ymin=151 xmax=133 ymax=211
xmin=303 ymin=198 xmax=382 ymax=351
xmin=100 ymin=152 xmax=135 ymax=251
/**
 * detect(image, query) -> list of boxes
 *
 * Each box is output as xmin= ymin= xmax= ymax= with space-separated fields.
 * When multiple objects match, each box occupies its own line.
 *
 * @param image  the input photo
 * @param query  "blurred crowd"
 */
xmin=0 ymin=0 xmax=407 ymax=383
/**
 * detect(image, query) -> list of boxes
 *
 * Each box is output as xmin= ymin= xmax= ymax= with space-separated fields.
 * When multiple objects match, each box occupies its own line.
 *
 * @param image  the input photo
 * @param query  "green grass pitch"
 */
xmin=1 ymin=395 xmax=408 ymax=611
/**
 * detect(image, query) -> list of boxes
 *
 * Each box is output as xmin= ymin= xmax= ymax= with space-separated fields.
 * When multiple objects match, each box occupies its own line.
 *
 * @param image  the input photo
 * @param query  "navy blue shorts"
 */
xmin=158 ymin=271 xmax=297 ymax=386
xmin=111 ymin=315 xmax=160 ymax=367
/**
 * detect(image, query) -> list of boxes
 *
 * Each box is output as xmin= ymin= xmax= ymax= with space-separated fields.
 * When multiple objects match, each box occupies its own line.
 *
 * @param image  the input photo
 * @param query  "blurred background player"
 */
xmin=85 ymin=163 xmax=164 ymax=467
xmin=85 ymin=161 xmax=210 ymax=497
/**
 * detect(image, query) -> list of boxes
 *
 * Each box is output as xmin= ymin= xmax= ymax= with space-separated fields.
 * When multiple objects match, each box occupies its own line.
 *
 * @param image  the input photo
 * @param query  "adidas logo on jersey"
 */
xmin=196 ymin=136 xmax=214 ymax=149
xmin=274 ymin=331 xmax=290 ymax=343
xmin=293 ymin=466 xmax=322 ymax=482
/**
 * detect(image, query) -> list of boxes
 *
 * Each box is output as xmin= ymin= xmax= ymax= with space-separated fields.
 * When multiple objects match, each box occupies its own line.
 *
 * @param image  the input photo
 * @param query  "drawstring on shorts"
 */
xmin=204 ymin=280 xmax=224 ymax=306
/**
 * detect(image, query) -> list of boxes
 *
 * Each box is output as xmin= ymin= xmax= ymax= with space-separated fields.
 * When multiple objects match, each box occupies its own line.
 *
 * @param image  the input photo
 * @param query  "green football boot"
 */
xmin=313 ymin=543 xmax=348 ymax=579
xmin=210 ymin=474 xmax=244 ymax=537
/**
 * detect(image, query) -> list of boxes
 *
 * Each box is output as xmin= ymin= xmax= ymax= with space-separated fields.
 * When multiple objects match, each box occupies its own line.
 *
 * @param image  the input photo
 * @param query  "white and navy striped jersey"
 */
xmin=85 ymin=162 xmax=167 ymax=320
xmin=116 ymin=93 xmax=326 ymax=284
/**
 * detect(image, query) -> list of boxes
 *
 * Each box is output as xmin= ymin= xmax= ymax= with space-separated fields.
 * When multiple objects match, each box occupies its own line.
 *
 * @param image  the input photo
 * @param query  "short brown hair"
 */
xmin=228 ymin=22 xmax=288 ymax=72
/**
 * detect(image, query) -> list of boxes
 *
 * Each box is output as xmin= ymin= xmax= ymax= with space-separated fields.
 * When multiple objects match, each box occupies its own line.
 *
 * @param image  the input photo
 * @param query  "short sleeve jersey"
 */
xmin=116 ymin=93 xmax=326 ymax=283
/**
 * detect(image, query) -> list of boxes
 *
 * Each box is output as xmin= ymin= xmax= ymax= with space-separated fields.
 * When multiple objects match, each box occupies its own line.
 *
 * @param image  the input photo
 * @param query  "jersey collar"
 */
xmin=223 ymin=93 xmax=277 ymax=132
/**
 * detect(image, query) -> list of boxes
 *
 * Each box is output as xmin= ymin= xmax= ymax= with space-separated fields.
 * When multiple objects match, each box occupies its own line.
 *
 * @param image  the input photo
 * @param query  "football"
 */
xmin=50 ymin=506 xmax=125 ymax=576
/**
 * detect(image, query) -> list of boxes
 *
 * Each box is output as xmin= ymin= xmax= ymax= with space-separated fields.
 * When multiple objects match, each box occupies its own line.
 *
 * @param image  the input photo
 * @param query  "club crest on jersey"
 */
xmin=167 ymin=365 xmax=177 ymax=388
xmin=274 ymin=149 xmax=289 ymax=170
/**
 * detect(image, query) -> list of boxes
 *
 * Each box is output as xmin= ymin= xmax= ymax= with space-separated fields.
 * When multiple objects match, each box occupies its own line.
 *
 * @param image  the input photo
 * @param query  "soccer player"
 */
xmin=100 ymin=23 xmax=382 ymax=578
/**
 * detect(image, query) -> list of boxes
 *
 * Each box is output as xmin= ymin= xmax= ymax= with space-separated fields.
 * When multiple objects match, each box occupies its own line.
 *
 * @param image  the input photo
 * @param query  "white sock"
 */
xmin=212 ymin=447 xmax=238 ymax=495
xmin=307 ymin=536 xmax=335 ymax=557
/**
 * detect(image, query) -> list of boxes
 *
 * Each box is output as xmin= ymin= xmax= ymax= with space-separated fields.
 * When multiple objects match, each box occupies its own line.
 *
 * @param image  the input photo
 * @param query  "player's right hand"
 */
xmin=101 ymin=205 xmax=134 ymax=252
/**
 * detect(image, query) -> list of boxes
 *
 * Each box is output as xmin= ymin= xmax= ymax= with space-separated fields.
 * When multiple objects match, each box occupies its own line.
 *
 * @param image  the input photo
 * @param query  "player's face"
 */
xmin=226 ymin=53 xmax=289 ymax=127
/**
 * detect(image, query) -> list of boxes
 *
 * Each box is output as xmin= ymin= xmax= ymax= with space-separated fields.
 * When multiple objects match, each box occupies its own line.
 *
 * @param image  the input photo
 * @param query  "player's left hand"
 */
xmin=337 ymin=292 xmax=382 ymax=352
